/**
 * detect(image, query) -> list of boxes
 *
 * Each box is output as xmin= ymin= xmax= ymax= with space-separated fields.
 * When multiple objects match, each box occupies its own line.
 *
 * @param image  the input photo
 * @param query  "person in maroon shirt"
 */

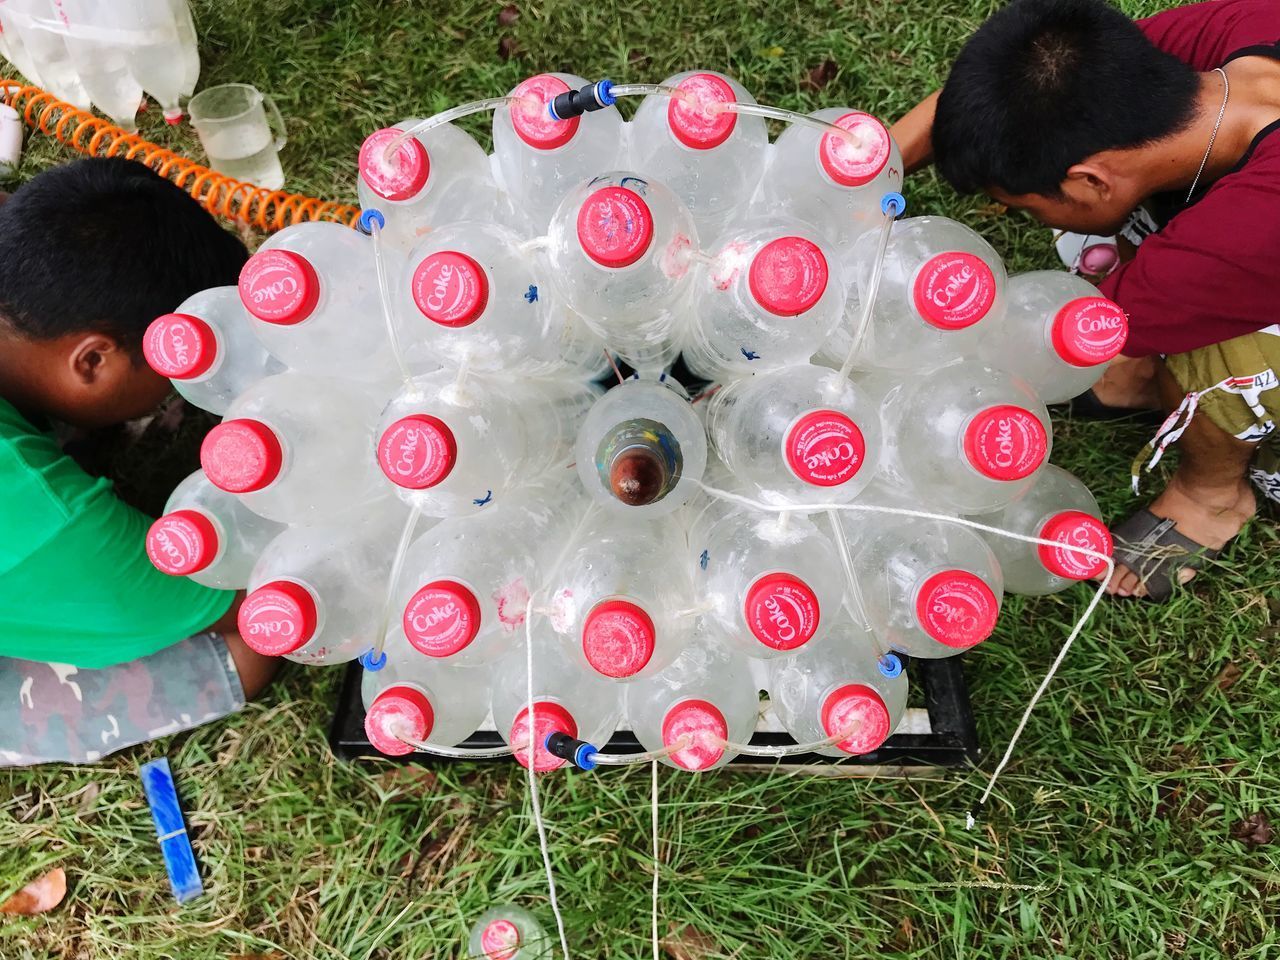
xmin=891 ymin=0 xmax=1280 ymax=600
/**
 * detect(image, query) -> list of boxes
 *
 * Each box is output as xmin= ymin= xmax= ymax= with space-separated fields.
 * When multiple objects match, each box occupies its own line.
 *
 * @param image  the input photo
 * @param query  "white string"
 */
xmin=650 ymin=760 xmax=660 ymax=960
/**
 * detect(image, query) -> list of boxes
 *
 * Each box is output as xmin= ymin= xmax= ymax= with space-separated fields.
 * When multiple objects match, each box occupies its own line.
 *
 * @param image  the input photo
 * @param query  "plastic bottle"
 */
xmin=360 ymin=628 xmax=490 ymax=756
xmin=0 ymin=3 xmax=46 ymax=88
xmin=706 ymin=363 xmax=881 ymax=506
xmin=0 ymin=103 xmax=21 ymax=179
xmin=119 ymin=0 xmax=187 ymax=123
xmin=978 ymin=270 xmax=1129 ymax=404
xmin=166 ymin=0 xmax=198 ymax=98
xmin=397 ymin=220 xmax=605 ymax=377
xmin=375 ymin=369 xmax=600 ymax=517
xmin=145 ymin=468 xmax=285 ymax=589
xmin=58 ymin=0 xmax=144 ymax=131
xmin=629 ymin=71 xmax=769 ymax=240
xmin=840 ymin=498 xmax=1004 ymax=658
xmin=490 ymin=628 xmax=622 ymax=772
xmin=574 ymin=374 xmax=707 ymax=518
xmin=200 ymin=372 xmax=386 ymax=525
xmin=843 ymin=216 xmax=1007 ymax=372
xmin=3 ymin=0 xmax=89 ymax=108
xmin=756 ymin=108 xmax=903 ymax=255
xmin=357 ymin=121 xmax=505 ymax=255
xmin=969 ymin=463 xmax=1113 ymax=596
xmin=144 ymin=286 xmax=286 ymax=415
xmin=468 ymin=905 xmax=553 ymax=960
xmin=873 ymin=360 xmax=1051 ymax=514
xmin=492 ymin=72 xmax=626 ymax=233
xmin=545 ymin=171 xmax=698 ymax=372
xmin=768 ymin=616 xmax=907 ymax=758
xmin=393 ymin=479 xmax=582 ymax=666
xmin=683 ymin=219 xmax=845 ymax=381
xmin=238 ymin=221 xmax=406 ymax=385
xmin=625 ymin=622 xmax=760 ymax=771
xmin=543 ymin=511 xmax=695 ymax=682
xmin=238 ymin=500 xmax=413 ymax=665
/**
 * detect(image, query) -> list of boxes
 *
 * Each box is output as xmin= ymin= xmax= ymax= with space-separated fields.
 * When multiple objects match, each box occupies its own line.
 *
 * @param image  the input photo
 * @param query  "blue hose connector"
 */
xmin=878 ymin=652 xmax=904 ymax=679
xmin=358 ymin=208 xmax=386 ymax=234
xmin=881 ymin=191 xmax=906 ymax=217
xmin=548 ymin=79 xmax=617 ymax=121
xmin=359 ymin=649 xmax=388 ymax=671
xmin=544 ymin=730 xmax=600 ymax=770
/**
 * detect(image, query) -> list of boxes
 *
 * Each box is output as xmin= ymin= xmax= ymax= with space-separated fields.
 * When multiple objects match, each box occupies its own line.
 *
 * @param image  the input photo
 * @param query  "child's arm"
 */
xmin=890 ymin=90 xmax=940 ymax=177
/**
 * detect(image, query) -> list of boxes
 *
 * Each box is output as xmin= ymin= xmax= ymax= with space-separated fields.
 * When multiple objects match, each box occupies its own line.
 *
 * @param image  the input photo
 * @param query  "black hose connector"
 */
xmin=548 ymin=80 xmax=616 ymax=122
xmin=544 ymin=731 xmax=599 ymax=771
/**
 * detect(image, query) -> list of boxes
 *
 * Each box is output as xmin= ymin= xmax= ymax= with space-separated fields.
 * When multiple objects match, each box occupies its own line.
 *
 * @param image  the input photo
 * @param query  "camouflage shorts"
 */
xmin=0 ymin=633 xmax=245 ymax=766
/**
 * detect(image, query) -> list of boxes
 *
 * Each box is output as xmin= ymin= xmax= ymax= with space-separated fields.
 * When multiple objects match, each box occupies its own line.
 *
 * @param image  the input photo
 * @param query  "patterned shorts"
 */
xmin=0 ymin=633 xmax=245 ymax=766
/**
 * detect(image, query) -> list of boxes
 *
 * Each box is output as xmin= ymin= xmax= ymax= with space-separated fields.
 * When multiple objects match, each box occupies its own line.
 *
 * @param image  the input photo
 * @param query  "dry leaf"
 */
xmin=801 ymin=59 xmax=839 ymax=92
xmin=1232 ymin=812 xmax=1274 ymax=847
xmin=662 ymin=923 xmax=718 ymax=960
xmin=0 ymin=868 xmax=67 ymax=915
xmin=497 ymin=4 xmax=520 ymax=26
xmin=497 ymin=36 xmax=521 ymax=62
xmin=1216 ymin=662 xmax=1243 ymax=690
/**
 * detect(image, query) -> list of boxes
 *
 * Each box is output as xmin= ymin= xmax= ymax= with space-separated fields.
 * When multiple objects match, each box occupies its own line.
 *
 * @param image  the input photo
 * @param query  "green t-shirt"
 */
xmin=0 ymin=397 xmax=234 ymax=668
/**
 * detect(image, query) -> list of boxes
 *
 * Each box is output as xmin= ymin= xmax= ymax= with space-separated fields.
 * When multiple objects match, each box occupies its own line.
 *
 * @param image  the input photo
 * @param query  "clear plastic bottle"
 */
xmin=969 ymin=463 xmax=1113 ymax=596
xmin=683 ymin=219 xmax=845 ymax=381
xmin=166 ymin=0 xmax=198 ymax=98
xmin=119 ymin=0 xmax=187 ymax=123
xmin=841 ymin=500 xmax=1004 ymax=658
xmin=143 ymin=286 xmax=286 ymax=415
xmin=574 ymin=374 xmax=707 ymax=518
xmin=978 ymin=270 xmax=1129 ymax=404
xmin=844 ymin=216 xmax=1007 ymax=372
xmin=3 ymin=0 xmax=90 ymax=108
xmin=468 ymin=905 xmax=553 ymax=960
xmin=200 ymin=372 xmax=386 ymax=525
xmin=625 ymin=621 xmax=760 ymax=771
xmin=238 ymin=221 xmax=405 ymax=385
xmin=238 ymin=500 xmax=412 ymax=665
xmin=356 ymin=121 xmax=504 ymax=255
xmin=376 ymin=370 xmax=600 ymax=517
xmin=544 ymin=511 xmax=695 ymax=681
xmin=490 ymin=628 xmax=622 ymax=771
xmin=145 ymin=468 xmax=284 ymax=589
xmin=756 ymin=108 xmax=903 ymax=255
xmin=629 ymin=71 xmax=769 ymax=240
xmin=768 ymin=616 xmax=907 ymax=758
xmin=397 ymin=220 xmax=605 ymax=377
xmin=59 ymin=0 xmax=144 ymax=130
xmin=360 ymin=628 xmax=491 ymax=755
xmin=492 ymin=72 xmax=626 ymax=233
xmin=545 ymin=171 xmax=698 ymax=372
xmin=0 ymin=3 xmax=47 ymax=89
xmin=874 ymin=360 xmax=1052 ymax=514
xmin=706 ymin=363 xmax=881 ymax=506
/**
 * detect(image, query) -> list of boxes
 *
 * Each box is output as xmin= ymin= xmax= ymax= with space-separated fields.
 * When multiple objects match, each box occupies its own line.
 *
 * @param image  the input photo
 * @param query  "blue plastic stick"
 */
xmin=140 ymin=758 xmax=204 ymax=904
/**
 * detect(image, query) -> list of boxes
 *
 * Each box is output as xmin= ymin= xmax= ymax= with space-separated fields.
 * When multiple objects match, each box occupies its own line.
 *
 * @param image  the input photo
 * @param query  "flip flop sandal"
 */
xmin=1110 ymin=508 xmax=1222 ymax=601
xmin=1057 ymin=388 xmax=1166 ymax=426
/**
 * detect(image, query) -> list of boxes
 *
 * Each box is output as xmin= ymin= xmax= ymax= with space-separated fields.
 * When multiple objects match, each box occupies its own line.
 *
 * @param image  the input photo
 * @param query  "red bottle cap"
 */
xmin=912 ymin=252 xmax=997 ymax=330
xmin=915 ymin=570 xmax=999 ymax=649
xmin=581 ymin=599 xmax=656 ymax=679
xmin=511 ymin=701 xmax=578 ymax=772
xmin=1050 ymin=296 xmax=1129 ymax=367
xmin=238 ymin=580 xmax=319 ymax=656
xmin=783 ymin=409 xmax=866 ymax=487
xmin=819 ymin=111 xmax=891 ymax=187
xmin=480 ymin=919 xmax=522 ymax=960
xmin=402 ymin=579 xmax=482 ymax=657
xmin=238 ymin=249 xmax=321 ymax=325
xmin=748 ymin=236 xmax=829 ymax=317
xmin=821 ymin=683 xmax=892 ymax=754
xmin=1037 ymin=510 xmax=1114 ymax=580
xmin=1080 ymin=243 xmax=1119 ymax=276
xmin=146 ymin=510 xmax=220 ymax=576
xmin=661 ymin=698 xmax=729 ymax=771
xmin=411 ymin=251 xmax=489 ymax=327
xmin=576 ymin=185 xmax=654 ymax=269
xmin=377 ymin=415 xmax=457 ymax=489
xmin=963 ymin=404 xmax=1048 ymax=481
xmin=667 ymin=72 xmax=737 ymax=150
xmin=743 ymin=572 xmax=820 ymax=651
xmin=358 ymin=127 xmax=431 ymax=202
xmin=511 ymin=74 xmax=579 ymax=150
xmin=364 ymin=684 xmax=435 ymax=757
xmin=200 ymin=418 xmax=284 ymax=493
xmin=143 ymin=313 xmax=218 ymax=380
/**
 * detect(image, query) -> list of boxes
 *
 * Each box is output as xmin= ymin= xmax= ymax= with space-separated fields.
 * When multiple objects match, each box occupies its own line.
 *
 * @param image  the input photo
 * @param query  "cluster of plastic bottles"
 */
xmin=0 ymin=0 xmax=198 ymax=128
xmin=142 ymin=71 xmax=1125 ymax=772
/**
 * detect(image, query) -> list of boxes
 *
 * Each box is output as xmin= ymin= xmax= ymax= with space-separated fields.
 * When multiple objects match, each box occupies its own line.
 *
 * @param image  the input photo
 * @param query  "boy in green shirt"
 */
xmin=0 ymin=158 xmax=277 ymax=764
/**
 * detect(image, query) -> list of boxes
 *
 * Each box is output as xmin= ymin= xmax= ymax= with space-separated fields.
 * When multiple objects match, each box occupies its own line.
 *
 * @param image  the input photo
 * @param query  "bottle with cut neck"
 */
xmin=467 ymin=905 xmax=553 ymax=960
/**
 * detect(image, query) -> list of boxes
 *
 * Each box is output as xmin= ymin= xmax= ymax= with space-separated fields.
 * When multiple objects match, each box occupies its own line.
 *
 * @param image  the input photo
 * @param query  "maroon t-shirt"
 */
xmin=1098 ymin=0 xmax=1280 ymax=357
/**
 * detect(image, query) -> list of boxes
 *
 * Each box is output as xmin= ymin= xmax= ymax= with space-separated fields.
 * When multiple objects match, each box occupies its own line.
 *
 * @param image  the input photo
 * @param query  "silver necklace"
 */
xmin=1186 ymin=67 xmax=1230 ymax=202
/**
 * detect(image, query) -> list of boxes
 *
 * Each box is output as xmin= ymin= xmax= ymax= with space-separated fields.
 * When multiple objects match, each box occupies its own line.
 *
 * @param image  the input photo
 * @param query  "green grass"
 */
xmin=3 ymin=0 xmax=1280 ymax=957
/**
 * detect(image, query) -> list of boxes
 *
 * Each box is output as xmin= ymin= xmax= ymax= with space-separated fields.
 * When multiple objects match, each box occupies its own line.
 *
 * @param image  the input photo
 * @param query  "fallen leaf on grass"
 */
xmin=1232 ymin=812 xmax=1274 ymax=847
xmin=498 ymin=36 xmax=521 ymax=62
xmin=662 ymin=923 xmax=718 ymax=960
xmin=374 ymin=766 xmax=439 ymax=796
xmin=1216 ymin=661 xmax=1243 ymax=690
xmin=497 ymin=3 xmax=519 ymax=26
xmin=800 ymin=59 xmax=839 ymax=92
xmin=0 ymin=868 xmax=66 ymax=915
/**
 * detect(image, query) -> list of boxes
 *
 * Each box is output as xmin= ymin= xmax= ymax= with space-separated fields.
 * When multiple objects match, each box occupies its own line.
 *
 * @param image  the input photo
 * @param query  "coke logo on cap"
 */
xmin=377 ymin=415 xmax=456 ymax=489
xmin=963 ymin=404 xmax=1048 ymax=481
xmin=241 ymin=595 xmax=300 ymax=640
xmin=252 ymin=275 xmax=296 ymax=304
xmin=411 ymin=251 xmax=486 ymax=327
xmin=1038 ymin=510 xmax=1113 ymax=580
xmin=912 ymin=252 xmax=996 ymax=330
xmin=403 ymin=580 xmax=479 ymax=657
xmin=915 ymin=571 xmax=998 ymax=648
xmin=146 ymin=510 xmax=218 ymax=576
xmin=784 ymin=410 xmax=866 ymax=487
xmin=1053 ymin=296 xmax=1129 ymax=366
xmin=239 ymin=249 xmax=318 ymax=324
xmin=480 ymin=919 xmax=521 ymax=960
xmin=745 ymin=572 xmax=820 ymax=650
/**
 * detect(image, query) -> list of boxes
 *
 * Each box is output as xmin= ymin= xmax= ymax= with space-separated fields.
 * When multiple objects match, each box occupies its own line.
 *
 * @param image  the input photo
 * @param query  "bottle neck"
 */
xmin=595 ymin=417 xmax=684 ymax=507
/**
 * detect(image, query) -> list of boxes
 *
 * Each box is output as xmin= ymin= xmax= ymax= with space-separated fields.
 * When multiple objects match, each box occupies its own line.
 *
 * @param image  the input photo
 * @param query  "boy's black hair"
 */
xmin=0 ymin=157 xmax=247 ymax=355
xmin=933 ymin=0 xmax=1201 ymax=197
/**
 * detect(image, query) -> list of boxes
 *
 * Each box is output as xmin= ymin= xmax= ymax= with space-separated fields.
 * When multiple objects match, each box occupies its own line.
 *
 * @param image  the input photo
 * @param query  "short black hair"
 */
xmin=0 ymin=157 xmax=247 ymax=353
xmin=933 ymin=0 xmax=1201 ymax=196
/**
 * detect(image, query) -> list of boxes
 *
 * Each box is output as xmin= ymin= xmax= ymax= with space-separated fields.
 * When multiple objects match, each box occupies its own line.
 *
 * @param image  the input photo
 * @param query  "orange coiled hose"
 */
xmin=2 ymin=80 xmax=361 ymax=232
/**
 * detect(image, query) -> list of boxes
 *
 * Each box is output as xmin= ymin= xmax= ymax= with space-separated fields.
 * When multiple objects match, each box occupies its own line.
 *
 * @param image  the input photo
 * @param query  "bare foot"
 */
xmin=1106 ymin=477 xmax=1256 ymax=597
xmin=1092 ymin=355 xmax=1161 ymax=410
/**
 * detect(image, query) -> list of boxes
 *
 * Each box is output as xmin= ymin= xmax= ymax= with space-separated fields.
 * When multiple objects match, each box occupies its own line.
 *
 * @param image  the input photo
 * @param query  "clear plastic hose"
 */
xmin=367 ymin=505 xmax=423 ymax=665
xmin=723 ymin=101 xmax=870 ymax=148
xmin=384 ymin=95 xmax=528 ymax=161
xmin=585 ymin=739 xmax=693 ymax=766
xmin=826 ymin=508 xmax=880 ymax=644
xmin=396 ymin=731 xmax=515 ymax=759
xmin=606 ymin=83 xmax=685 ymax=100
xmin=369 ymin=216 xmax=414 ymax=385
xmin=836 ymin=209 xmax=895 ymax=381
